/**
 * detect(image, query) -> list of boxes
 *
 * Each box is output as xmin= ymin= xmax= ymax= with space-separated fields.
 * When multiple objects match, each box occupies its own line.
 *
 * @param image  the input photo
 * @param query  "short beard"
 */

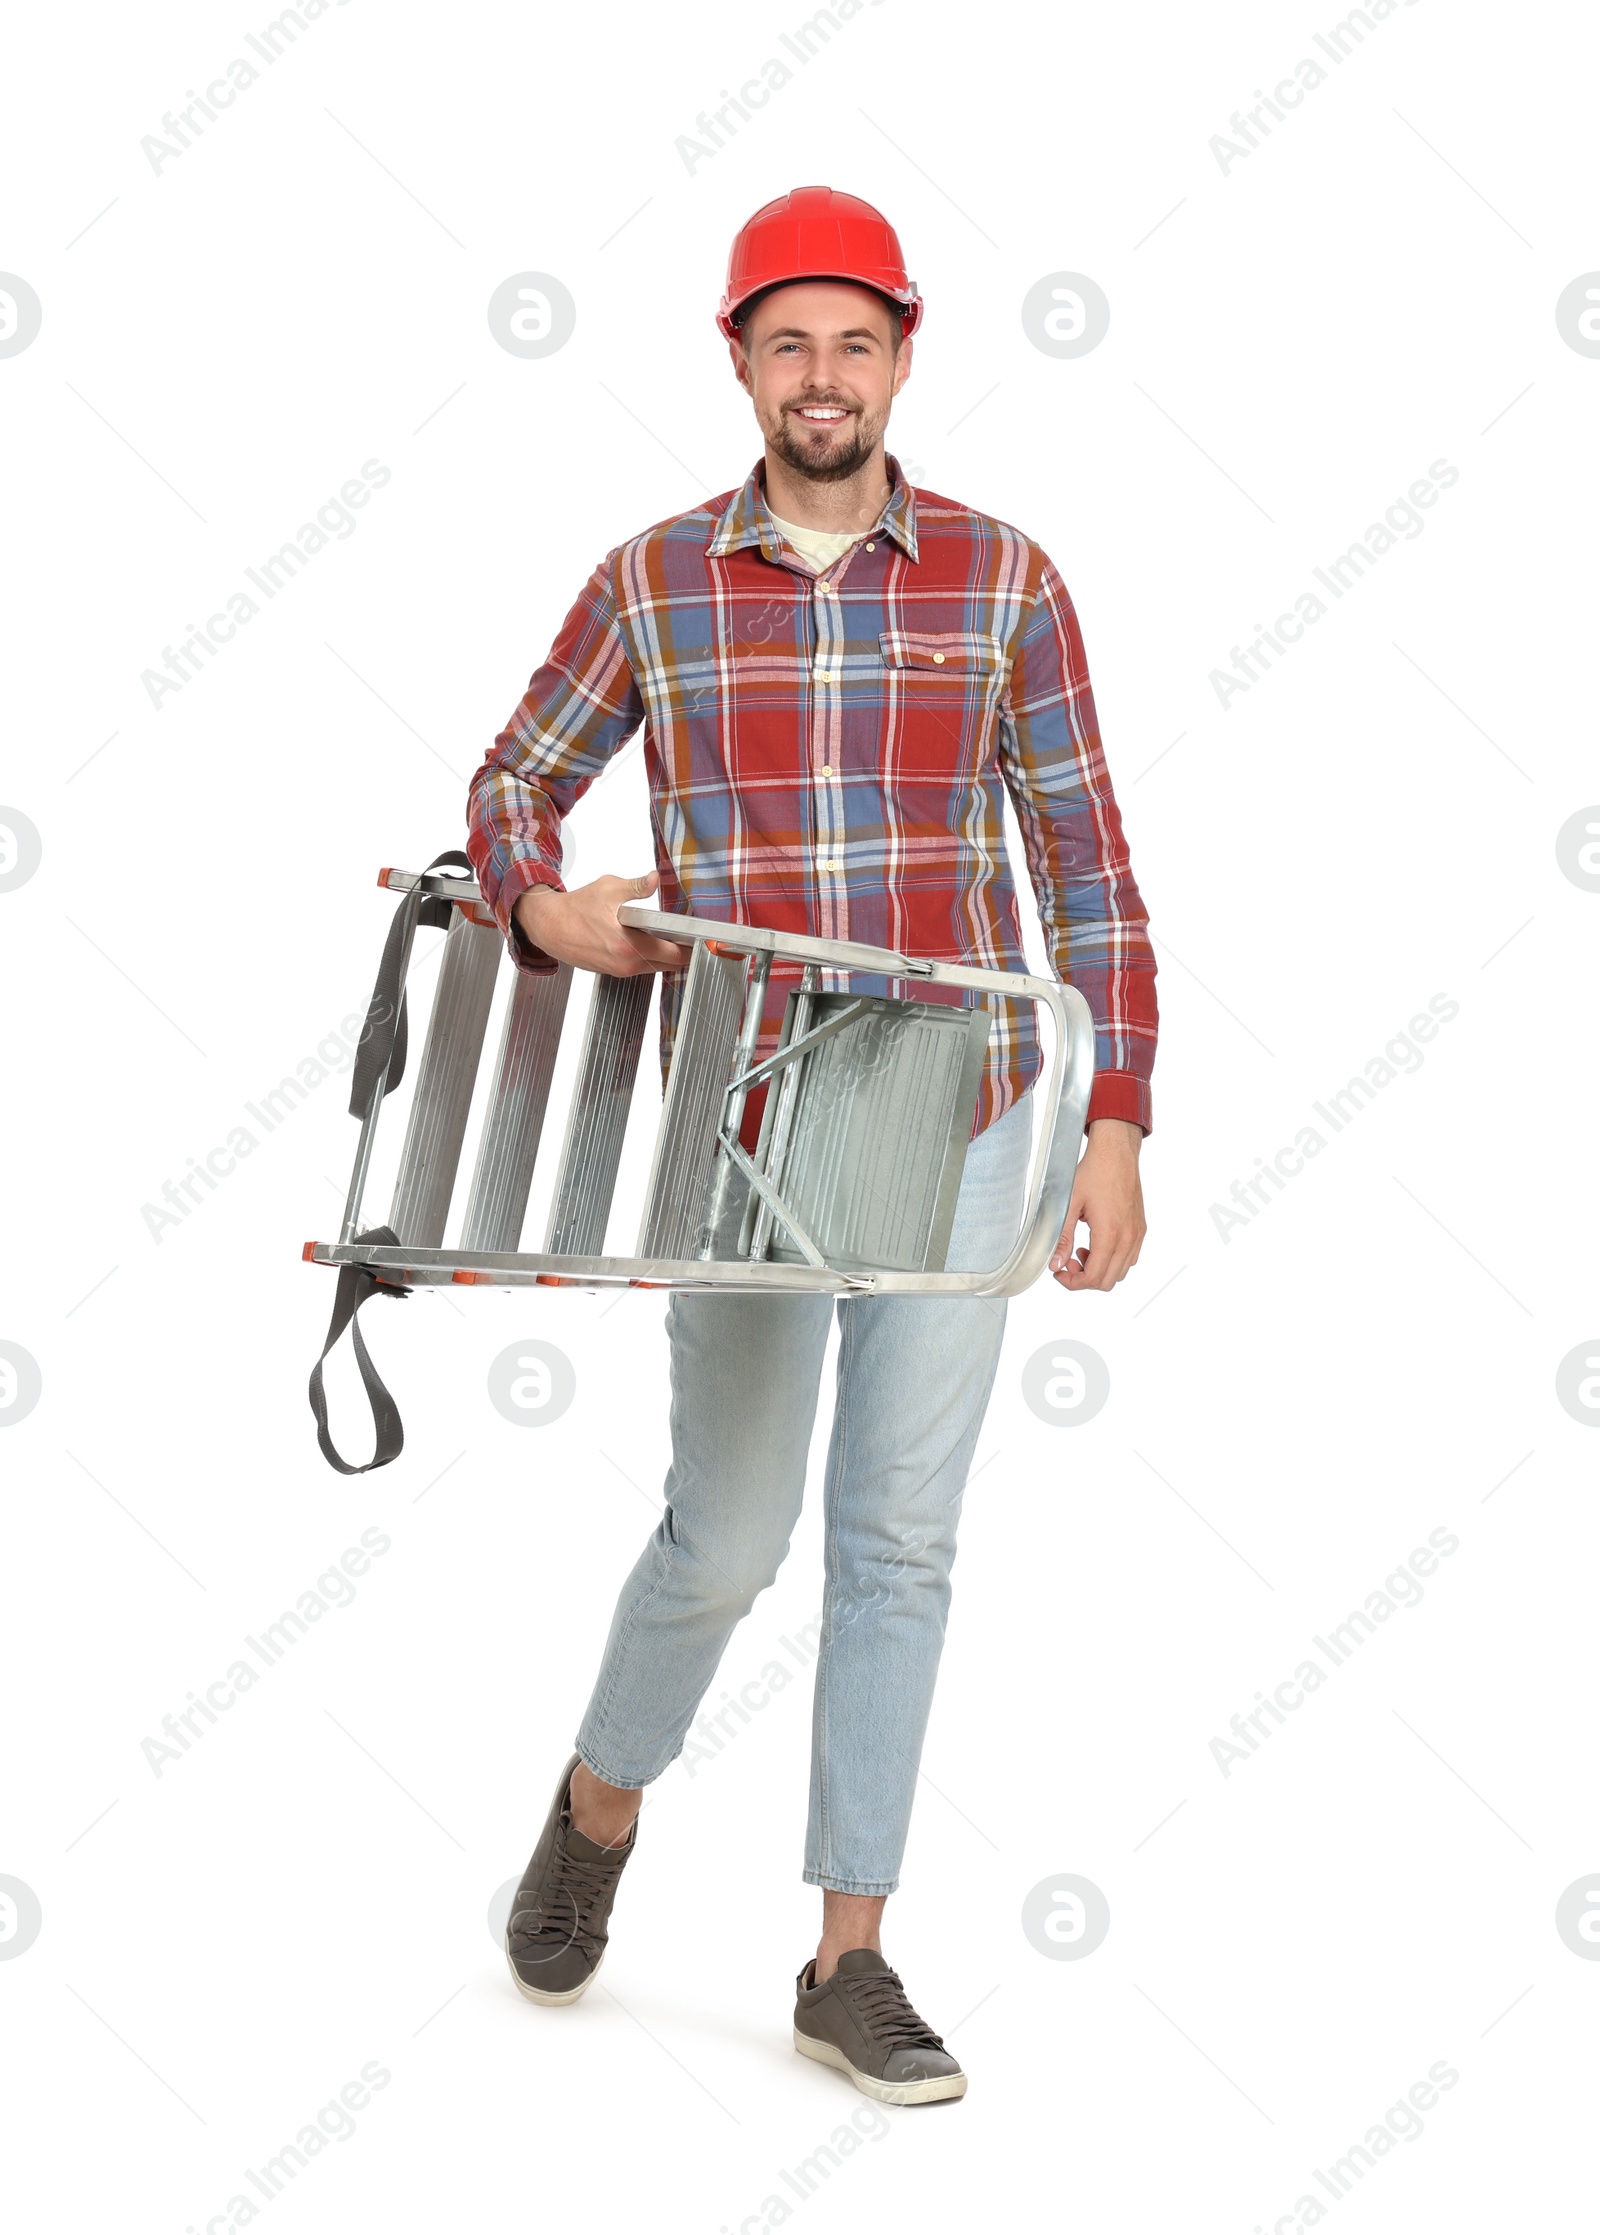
xmin=769 ymin=409 xmax=876 ymax=484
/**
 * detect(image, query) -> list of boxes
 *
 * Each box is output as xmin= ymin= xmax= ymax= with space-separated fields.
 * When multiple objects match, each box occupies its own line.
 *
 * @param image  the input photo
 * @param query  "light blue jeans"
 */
xmin=575 ymin=1091 xmax=1035 ymax=1894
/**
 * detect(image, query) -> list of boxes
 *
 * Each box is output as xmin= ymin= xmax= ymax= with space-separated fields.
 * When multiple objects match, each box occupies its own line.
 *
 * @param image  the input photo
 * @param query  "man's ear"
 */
xmin=891 ymin=334 xmax=914 ymax=397
xmin=728 ymin=334 xmax=752 ymax=393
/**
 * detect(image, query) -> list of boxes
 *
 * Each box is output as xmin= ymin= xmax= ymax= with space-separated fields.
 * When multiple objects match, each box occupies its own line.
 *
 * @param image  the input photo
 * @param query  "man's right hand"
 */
xmin=513 ymin=870 xmax=694 ymax=977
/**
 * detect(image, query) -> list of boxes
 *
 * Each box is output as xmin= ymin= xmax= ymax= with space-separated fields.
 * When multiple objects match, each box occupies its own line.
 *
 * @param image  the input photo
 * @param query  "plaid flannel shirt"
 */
xmin=466 ymin=454 xmax=1157 ymax=1138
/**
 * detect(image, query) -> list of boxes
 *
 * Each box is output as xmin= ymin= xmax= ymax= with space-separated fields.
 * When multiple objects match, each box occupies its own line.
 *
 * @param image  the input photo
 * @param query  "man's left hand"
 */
xmin=1050 ymin=1118 xmax=1146 ymax=1291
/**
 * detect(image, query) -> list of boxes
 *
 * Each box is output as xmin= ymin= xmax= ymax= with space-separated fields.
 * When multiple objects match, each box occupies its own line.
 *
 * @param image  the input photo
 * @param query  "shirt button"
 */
xmin=865 ymin=541 xmax=875 ymax=551
xmin=932 ymin=651 xmax=946 ymax=664
xmin=819 ymin=764 xmax=833 ymax=776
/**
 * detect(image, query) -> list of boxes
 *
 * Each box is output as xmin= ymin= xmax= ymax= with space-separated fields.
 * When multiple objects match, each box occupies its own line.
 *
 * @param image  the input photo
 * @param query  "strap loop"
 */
xmin=307 ymin=1226 xmax=409 ymax=1475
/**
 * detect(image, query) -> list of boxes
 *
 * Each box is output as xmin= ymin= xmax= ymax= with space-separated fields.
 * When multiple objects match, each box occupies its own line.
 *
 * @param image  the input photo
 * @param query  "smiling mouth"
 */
xmin=790 ymin=405 xmax=853 ymax=427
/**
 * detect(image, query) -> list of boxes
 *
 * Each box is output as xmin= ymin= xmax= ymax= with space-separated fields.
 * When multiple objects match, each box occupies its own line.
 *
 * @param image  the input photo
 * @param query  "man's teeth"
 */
xmin=798 ymin=407 xmax=848 ymax=420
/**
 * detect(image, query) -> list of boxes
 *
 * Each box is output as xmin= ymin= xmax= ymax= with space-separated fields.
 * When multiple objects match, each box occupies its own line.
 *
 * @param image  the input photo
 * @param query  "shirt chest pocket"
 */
xmin=876 ymin=630 xmax=1009 ymax=777
xmin=878 ymin=629 xmax=1008 ymax=679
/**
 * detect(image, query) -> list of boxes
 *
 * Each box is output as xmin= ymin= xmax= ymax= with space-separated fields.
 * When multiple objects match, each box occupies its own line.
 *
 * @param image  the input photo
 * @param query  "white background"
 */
xmin=2 ymin=0 xmax=1597 ymax=2228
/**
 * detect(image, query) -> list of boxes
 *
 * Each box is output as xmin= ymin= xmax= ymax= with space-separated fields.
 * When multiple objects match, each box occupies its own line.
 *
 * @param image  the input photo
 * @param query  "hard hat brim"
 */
xmin=717 ymin=276 xmax=923 ymax=342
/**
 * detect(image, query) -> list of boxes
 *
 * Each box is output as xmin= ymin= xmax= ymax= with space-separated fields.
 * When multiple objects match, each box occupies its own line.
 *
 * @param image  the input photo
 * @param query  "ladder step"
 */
xmin=388 ymin=913 xmax=503 ymax=1247
xmin=762 ymin=996 xmax=993 ymax=1274
xmin=543 ymin=972 xmax=654 ymax=1255
xmin=636 ymin=943 xmax=749 ymax=1258
xmin=459 ymin=962 xmax=574 ymax=1253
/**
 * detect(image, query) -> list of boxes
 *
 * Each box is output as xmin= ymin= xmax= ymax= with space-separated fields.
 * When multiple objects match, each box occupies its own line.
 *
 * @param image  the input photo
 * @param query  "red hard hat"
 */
xmin=717 ymin=185 xmax=922 ymax=341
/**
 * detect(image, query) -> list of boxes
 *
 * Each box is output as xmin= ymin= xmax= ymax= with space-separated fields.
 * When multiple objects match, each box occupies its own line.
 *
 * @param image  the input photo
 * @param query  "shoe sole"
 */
xmin=793 ymin=2026 xmax=968 ymax=2104
xmin=506 ymin=1944 xmax=605 ymax=2006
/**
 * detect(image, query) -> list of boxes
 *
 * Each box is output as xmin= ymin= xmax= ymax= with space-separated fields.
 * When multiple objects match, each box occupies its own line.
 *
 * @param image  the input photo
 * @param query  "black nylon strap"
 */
xmin=314 ymin=848 xmax=477 ymax=1476
xmin=349 ymin=849 xmax=475 ymax=1120
xmin=307 ymin=1226 xmax=409 ymax=1475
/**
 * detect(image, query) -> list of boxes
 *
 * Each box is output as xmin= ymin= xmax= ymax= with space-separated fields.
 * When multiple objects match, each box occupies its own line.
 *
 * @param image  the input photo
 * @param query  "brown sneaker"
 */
xmin=504 ymin=1753 xmax=637 ymax=2005
xmin=793 ymin=1948 xmax=968 ymax=2104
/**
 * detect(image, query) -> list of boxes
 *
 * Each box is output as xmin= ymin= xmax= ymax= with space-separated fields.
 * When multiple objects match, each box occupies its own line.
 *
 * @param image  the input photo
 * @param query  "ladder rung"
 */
xmin=543 ymin=973 xmax=654 ymax=1255
xmin=388 ymin=914 xmax=503 ymax=1247
xmin=459 ymin=962 xmax=573 ymax=1253
xmin=636 ymin=943 xmax=749 ymax=1258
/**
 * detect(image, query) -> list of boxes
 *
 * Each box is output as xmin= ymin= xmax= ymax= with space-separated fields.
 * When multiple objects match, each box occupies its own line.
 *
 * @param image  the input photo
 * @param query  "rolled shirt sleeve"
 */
xmin=466 ymin=555 xmax=645 ymax=973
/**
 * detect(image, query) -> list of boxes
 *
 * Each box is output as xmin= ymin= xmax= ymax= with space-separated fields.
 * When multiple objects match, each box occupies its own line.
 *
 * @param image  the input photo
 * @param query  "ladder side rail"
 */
xmin=936 ymin=981 xmax=1095 ymax=1300
xmin=339 ymin=898 xmax=425 ymax=1244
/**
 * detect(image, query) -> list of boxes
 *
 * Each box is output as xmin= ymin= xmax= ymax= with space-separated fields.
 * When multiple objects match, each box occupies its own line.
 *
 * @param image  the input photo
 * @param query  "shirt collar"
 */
xmin=707 ymin=452 xmax=919 ymax=564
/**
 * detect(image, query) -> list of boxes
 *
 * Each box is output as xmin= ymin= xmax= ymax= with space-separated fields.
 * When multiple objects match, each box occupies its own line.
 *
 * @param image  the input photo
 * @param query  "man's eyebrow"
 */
xmin=762 ymin=326 xmax=885 ymax=342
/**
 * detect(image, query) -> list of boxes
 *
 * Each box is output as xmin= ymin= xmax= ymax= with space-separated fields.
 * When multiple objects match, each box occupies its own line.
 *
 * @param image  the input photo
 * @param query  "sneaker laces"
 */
xmin=836 ymin=1966 xmax=945 ymax=2052
xmin=508 ymin=1826 xmax=629 ymax=1956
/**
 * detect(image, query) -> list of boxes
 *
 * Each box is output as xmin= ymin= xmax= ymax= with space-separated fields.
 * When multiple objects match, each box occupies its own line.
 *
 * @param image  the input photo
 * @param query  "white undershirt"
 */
xmin=767 ymin=509 xmax=863 ymax=572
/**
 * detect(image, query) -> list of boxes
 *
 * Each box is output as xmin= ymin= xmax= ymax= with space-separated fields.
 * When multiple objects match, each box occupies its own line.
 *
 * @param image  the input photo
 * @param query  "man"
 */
xmin=466 ymin=184 xmax=1156 ymax=2105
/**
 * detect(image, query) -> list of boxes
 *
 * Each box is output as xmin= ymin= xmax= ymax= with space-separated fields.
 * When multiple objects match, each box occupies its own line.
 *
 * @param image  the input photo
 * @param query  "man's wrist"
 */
xmin=512 ymin=881 xmax=562 ymax=933
xmin=507 ymin=878 xmax=568 ymax=972
xmin=1086 ymin=1117 xmax=1143 ymax=1154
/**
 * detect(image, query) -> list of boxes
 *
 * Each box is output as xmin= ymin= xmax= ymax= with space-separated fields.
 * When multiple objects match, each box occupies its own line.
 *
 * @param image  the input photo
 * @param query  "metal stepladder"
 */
xmin=304 ymin=854 xmax=1095 ymax=1472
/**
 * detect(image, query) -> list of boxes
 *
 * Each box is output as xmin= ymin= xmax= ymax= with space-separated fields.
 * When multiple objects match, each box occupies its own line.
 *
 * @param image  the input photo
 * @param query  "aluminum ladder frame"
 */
xmin=303 ymin=863 xmax=1096 ymax=1301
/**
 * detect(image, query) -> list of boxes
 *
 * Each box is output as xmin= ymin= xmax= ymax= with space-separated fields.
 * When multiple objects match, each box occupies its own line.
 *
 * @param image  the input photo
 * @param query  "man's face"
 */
xmin=733 ymin=281 xmax=912 ymax=485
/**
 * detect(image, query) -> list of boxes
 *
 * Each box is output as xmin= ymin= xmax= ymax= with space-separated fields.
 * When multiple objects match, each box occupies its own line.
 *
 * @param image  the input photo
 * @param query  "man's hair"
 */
xmin=735 ymin=286 xmax=904 ymax=351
